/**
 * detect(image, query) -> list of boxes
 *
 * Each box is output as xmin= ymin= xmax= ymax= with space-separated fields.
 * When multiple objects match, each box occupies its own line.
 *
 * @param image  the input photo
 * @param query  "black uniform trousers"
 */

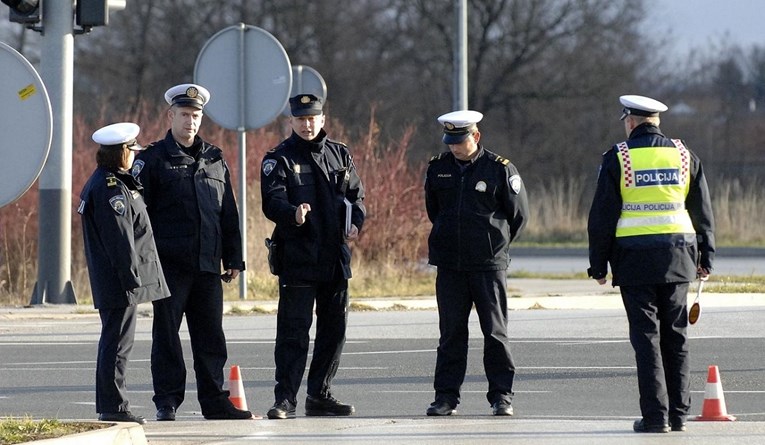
xmin=620 ymin=282 xmax=691 ymax=425
xmin=433 ymin=268 xmax=515 ymax=407
xmin=151 ymin=266 xmax=229 ymax=414
xmin=96 ymin=305 xmax=137 ymax=414
xmin=274 ymin=271 xmax=349 ymax=405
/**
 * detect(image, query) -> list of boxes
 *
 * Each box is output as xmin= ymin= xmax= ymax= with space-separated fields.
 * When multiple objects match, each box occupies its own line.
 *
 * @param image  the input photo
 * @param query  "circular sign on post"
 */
xmin=194 ymin=24 xmax=292 ymax=130
xmin=281 ymin=65 xmax=328 ymax=116
xmin=0 ymin=42 xmax=52 ymax=208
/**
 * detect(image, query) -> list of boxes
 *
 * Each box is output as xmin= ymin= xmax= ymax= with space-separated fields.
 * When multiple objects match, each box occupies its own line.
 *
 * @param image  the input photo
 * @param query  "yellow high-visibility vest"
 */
xmin=615 ymin=139 xmax=695 ymax=237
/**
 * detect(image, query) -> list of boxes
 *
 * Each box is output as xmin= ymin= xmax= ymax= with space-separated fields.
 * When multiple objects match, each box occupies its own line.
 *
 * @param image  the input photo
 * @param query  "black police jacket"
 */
xmin=587 ymin=123 xmax=716 ymax=286
xmin=425 ymin=146 xmax=529 ymax=271
xmin=79 ymin=167 xmax=170 ymax=309
xmin=133 ymin=131 xmax=244 ymax=273
xmin=260 ymin=129 xmax=366 ymax=281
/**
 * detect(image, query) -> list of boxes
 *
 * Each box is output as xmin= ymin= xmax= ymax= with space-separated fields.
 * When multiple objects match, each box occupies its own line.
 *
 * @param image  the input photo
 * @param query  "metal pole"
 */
xmin=237 ymin=23 xmax=247 ymax=300
xmin=31 ymin=0 xmax=76 ymax=304
xmin=294 ymin=65 xmax=303 ymax=93
xmin=453 ymin=0 xmax=468 ymax=111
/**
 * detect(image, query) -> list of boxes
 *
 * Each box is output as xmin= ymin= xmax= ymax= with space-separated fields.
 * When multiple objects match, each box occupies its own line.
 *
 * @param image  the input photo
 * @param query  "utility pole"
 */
xmin=30 ymin=0 xmax=76 ymax=304
xmin=453 ymin=0 xmax=468 ymax=111
xmin=1 ymin=0 xmax=126 ymax=304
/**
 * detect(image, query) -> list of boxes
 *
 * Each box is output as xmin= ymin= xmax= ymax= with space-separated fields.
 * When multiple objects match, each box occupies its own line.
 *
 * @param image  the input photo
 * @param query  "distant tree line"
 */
xmin=2 ymin=0 xmax=764 ymax=201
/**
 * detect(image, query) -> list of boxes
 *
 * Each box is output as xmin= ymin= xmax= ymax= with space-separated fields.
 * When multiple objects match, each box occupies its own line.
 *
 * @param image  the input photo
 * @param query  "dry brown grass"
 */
xmin=1 ymin=110 xmax=763 ymax=306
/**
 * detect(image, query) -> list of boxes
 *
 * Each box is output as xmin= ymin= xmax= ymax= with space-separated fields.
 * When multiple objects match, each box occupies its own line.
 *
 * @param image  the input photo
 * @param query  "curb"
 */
xmin=3 ymin=292 xmax=765 ymax=320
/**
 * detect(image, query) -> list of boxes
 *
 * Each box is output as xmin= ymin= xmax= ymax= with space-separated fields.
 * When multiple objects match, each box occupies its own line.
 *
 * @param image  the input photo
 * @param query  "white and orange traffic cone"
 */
xmin=695 ymin=365 xmax=736 ymax=421
xmin=227 ymin=365 xmax=248 ymax=411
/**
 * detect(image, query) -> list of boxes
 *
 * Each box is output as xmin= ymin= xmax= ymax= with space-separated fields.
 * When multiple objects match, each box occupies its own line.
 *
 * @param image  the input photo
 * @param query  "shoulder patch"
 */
xmin=509 ymin=174 xmax=522 ymax=194
xmin=262 ymin=159 xmax=277 ymax=176
xmin=109 ymin=194 xmax=126 ymax=215
xmin=131 ymin=159 xmax=145 ymax=178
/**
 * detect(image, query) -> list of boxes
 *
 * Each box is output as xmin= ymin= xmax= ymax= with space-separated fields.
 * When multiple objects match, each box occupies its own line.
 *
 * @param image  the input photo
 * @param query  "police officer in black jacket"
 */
xmin=588 ymin=95 xmax=715 ymax=434
xmin=132 ymin=84 xmax=251 ymax=421
xmin=425 ymin=110 xmax=528 ymax=417
xmin=260 ymin=94 xmax=365 ymax=419
xmin=79 ymin=122 xmax=170 ymax=425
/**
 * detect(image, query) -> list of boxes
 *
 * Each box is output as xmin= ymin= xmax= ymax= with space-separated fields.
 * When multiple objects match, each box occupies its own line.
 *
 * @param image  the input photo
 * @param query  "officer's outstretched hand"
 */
xmin=295 ymin=203 xmax=311 ymax=225
xmin=596 ymin=278 xmax=607 ymax=285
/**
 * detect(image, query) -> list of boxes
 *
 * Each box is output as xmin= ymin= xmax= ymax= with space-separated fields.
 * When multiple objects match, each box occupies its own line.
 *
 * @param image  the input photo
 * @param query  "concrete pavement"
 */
xmin=6 ymin=278 xmax=763 ymax=319
xmin=7 ymin=279 xmax=765 ymax=444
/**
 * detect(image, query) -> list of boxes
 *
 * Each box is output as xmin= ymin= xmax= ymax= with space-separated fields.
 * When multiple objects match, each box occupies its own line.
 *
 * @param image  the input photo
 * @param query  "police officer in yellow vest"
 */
xmin=587 ymin=95 xmax=715 ymax=434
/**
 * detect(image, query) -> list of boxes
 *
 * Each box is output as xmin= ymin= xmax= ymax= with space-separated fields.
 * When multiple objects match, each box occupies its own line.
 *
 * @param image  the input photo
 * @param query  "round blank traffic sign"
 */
xmin=0 ymin=42 xmax=52 ymax=208
xmin=281 ymin=65 xmax=328 ymax=116
xmin=194 ymin=24 xmax=292 ymax=130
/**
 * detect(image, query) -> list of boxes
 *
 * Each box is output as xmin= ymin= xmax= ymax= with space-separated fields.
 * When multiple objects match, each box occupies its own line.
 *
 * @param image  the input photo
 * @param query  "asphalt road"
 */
xmin=511 ymin=247 xmax=765 ymax=275
xmin=1 ymin=306 xmax=763 ymax=424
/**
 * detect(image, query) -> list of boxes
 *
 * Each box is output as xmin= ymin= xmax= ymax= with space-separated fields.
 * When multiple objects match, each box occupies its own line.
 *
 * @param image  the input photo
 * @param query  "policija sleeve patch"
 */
xmin=109 ymin=194 xmax=127 ymax=215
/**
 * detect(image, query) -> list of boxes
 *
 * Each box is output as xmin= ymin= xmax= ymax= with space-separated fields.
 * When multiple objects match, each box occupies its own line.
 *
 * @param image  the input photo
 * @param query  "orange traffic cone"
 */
xmin=695 ymin=365 xmax=736 ymax=421
xmin=227 ymin=365 xmax=248 ymax=411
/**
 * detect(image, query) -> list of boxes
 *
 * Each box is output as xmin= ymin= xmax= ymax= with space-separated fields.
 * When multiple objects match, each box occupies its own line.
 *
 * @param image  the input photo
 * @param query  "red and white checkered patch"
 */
xmin=671 ymin=139 xmax=690 ymax=185
xmin=617 ymin=141 xmax=633 ymax=188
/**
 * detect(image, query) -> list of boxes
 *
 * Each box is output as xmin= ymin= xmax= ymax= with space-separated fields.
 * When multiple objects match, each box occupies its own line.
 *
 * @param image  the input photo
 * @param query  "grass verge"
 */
xmin=0 ymin=417 xmax=106 ymax=444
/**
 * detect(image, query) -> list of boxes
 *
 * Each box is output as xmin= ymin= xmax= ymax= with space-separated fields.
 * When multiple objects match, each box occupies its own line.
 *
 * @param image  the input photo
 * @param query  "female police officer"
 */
xmin=79 ymin=122 xmax=170 ymax=424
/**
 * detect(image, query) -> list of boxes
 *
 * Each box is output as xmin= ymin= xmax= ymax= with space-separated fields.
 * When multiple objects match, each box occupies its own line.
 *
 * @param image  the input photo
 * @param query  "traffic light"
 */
xmin=1 ymin=0 xmax=41 ymax=24
xmin=76 ymin=0 xmax=126 ymax=27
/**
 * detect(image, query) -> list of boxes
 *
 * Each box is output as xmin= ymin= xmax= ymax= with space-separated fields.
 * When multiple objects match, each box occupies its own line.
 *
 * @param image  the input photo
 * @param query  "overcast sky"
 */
xmin=647 ymin=0 xmax=765 ymax=56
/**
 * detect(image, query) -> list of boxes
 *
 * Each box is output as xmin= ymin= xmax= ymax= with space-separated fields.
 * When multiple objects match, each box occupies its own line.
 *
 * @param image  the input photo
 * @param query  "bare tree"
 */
xmin=70 ymin=0 xmax=662 ymax=185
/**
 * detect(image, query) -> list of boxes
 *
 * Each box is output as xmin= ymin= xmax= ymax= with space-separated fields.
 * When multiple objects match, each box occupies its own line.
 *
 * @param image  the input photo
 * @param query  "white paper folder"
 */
xmin=344 ymin=198 xmax=352 ymax=237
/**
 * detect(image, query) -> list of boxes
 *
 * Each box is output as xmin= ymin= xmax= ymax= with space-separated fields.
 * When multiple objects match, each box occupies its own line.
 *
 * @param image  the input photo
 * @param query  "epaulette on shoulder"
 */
xmin=106 ymin=173 xmax=118 ymax=188
xmin=429 ymin=152 xmax=446 ymax=163
xmin=328 ymin=138 xmax=348 ymax=148
xmin=493 ymin=154 xmax=510 ymax=166
xmin=604 ymin=143 xmax=622 ymax=156
xmin=267 ymin=142 xmax=287 ymax=154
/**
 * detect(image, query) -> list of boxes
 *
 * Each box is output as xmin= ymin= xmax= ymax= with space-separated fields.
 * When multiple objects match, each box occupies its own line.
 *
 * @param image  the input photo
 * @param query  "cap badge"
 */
xmin=300 ymin=95 xmax=311 ymax=104
xmin=444 ymin=122 xmax=455 ymax=130
xmin=475 ymin=181 xmax=487 ymax=192
xmin=186 ymin=87 xmax=198 ymax=98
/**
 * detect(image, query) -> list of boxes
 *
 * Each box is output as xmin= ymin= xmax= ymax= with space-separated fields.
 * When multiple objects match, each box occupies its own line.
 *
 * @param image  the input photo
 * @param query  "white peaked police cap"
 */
xmin=437 ymin=110 xmax=484 ymax=144
xmin=619 ymin=95 xmax=668 ymax=120
xmin=92 ymin=122 xmax=144 ymax=150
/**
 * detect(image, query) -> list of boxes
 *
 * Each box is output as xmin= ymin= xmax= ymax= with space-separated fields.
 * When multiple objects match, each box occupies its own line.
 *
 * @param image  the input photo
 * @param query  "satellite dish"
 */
xmin=281 ymin=65 xmax=328 ymax=116
xmin=0 ymin=42 xmax=52 ymax=208
xmin=195 ymin=24 xmax=292 ymax=130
